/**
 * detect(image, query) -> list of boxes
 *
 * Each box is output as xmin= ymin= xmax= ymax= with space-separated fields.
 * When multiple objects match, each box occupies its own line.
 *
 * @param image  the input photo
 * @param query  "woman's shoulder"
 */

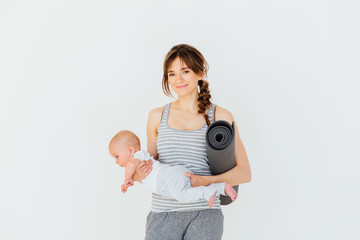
xmin=148 ymin=106 xmax=165 ymax=119
xmin=147 ymin=105 xmax=166 ymax=127
xmin=214 ymin=105 xmax=235 ymax=123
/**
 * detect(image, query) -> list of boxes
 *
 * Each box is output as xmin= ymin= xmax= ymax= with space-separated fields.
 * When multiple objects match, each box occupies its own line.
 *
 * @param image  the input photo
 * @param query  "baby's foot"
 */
xmin=224 ymin=183 xmax=238 ymax=202
xmin=208 ymin=192 xmax=216 ymax=208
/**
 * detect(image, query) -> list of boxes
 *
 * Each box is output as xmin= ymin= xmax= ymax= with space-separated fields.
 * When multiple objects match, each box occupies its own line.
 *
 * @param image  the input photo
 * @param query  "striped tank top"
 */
xmin=150 ymin=102 xmax=221 ymax=212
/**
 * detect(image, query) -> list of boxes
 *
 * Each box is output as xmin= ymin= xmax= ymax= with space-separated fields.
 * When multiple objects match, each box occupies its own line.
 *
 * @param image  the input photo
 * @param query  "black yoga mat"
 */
xmin=206 ymin=120 xmax=239 ymax=205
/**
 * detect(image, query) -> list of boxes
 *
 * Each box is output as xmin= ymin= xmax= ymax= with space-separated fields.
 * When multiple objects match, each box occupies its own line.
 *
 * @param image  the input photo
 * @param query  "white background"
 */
xmin=1 ymin=0 xmax=359 ymax=239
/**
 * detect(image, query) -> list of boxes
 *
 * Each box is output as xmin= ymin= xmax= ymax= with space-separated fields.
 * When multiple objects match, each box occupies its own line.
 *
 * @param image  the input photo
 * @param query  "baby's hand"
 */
xmin=121 ymin=184 xmax=128 ymax=193
xmin=125 ymin=179 xmax=134 ymax=186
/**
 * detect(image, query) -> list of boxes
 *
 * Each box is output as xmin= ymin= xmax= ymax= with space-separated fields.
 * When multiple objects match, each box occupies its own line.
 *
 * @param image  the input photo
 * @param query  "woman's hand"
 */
xmin=135 ymin=159 xmax=153 ymax=180
xmin=184 ymin=172 xmax=210 ymax=187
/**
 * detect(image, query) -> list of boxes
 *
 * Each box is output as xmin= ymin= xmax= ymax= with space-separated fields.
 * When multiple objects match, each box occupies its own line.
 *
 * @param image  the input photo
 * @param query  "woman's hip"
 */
xmin=145 ymin=209 xmax=224 ymax=240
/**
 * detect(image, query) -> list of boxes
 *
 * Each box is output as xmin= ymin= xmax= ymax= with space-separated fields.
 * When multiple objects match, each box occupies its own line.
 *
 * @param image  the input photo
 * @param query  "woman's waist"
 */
xmin=150 ymin=193 xmax=221 ymax=212
xmin=156 ymin=160 xmax=212 ymax=175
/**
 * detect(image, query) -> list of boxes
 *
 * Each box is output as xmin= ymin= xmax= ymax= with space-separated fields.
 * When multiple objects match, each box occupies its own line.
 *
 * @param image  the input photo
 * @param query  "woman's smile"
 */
xmin=176 ymin=84 xmax=188 ymax=89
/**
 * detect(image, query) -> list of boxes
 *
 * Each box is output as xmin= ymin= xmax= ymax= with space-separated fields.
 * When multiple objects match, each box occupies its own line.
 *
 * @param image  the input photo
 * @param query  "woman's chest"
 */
xmin=167 ymin=112 xmax=206 ymax=131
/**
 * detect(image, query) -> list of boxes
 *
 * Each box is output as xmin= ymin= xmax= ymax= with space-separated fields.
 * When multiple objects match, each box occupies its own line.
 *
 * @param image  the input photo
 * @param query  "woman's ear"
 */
xmin=198 ymin=72 xmax=204 ymax=80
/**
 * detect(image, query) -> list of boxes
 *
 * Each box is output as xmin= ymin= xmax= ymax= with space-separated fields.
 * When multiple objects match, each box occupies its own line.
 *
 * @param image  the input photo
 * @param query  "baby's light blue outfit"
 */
xmin=135 ymin=150 xmax=226 ymax=202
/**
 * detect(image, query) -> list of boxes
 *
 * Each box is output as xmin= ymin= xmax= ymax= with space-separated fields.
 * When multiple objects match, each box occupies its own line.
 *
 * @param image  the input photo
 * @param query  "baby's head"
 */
xmin=109 ymin=130 xmax=141 ymax=167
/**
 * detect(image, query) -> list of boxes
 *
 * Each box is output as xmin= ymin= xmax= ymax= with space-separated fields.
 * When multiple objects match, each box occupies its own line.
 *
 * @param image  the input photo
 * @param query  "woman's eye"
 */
xmin=183 ymin=71 xmax=189 ymax=74
xmin=169 ymin=74 xmax=174 ymax=77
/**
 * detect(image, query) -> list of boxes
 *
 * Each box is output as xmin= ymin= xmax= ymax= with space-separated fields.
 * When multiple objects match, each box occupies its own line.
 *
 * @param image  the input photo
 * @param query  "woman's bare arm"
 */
xmin=147 ymin=107 xmax=163 ymax=160
xmin=135 ymin=107 xmax=163 ymax=180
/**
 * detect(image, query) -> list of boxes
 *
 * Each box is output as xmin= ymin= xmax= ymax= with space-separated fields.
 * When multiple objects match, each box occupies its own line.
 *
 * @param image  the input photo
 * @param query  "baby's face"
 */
xmin=109 ymin=142 xmax=132 ymax=167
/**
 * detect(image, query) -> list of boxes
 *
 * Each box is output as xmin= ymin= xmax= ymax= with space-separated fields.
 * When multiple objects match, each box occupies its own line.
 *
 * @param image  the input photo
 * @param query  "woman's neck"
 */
xmin=173 ymin=92 xmax=199 ymax=112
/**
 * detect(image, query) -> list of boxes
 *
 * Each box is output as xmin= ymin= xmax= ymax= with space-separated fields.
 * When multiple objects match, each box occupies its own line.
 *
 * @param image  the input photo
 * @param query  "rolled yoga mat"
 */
xmin=206 ymin=120 xmax=239 ymax=205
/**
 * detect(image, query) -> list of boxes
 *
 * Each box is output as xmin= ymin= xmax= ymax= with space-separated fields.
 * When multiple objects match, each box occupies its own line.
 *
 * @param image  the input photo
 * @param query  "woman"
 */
xmin=137 ymin=44 xmax=251 ymax=240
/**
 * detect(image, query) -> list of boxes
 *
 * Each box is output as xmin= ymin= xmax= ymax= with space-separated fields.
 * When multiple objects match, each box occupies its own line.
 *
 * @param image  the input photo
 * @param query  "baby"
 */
xmin=108 ymin=130 xmax=237 ymax=208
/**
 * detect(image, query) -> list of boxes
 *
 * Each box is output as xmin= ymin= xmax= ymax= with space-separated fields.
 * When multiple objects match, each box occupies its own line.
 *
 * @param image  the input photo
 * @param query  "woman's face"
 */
xmin=167 ymin=57 xmax=203 ymax=97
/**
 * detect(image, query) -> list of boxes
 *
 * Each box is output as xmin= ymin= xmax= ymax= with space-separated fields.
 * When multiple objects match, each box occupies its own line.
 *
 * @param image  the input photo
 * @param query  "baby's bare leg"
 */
xmin=208 ymin=192 xmax=215 ymax=208
xmin=208 ymin=183 xmax=237 ymax=203
xmin=224 ymin=183 xmax=238 ymax=202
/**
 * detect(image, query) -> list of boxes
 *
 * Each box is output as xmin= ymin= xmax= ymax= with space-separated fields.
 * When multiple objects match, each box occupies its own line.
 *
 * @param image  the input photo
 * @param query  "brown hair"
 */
xmin=162 ymin=44 xmax=212 ymax=126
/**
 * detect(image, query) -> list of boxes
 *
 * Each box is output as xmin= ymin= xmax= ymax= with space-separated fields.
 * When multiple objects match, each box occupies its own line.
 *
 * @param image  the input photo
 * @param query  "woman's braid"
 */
xmin=197 ymin=79 xmax=212 ymax=126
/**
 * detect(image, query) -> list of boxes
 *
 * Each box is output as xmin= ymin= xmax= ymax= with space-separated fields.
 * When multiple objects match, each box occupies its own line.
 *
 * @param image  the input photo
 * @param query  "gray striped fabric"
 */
xmin=150 ymin=102 xmax=221 ymax=212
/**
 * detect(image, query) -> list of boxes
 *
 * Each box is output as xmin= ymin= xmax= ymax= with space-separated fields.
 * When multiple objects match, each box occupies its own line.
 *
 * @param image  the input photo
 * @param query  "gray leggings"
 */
xmin=145 ymin=209 xmax=224 ymax=240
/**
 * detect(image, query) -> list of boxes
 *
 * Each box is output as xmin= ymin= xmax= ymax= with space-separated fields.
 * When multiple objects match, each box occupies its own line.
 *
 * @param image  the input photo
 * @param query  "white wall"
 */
xmin=1 ymin=0 xmax=359 ymax=239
